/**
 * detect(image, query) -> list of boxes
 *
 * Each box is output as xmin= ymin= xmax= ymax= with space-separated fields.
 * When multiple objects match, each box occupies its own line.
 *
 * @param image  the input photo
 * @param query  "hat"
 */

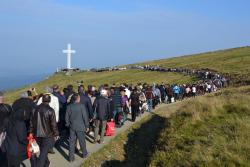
xmin=101 ymin=89 xmax=108 ymax=96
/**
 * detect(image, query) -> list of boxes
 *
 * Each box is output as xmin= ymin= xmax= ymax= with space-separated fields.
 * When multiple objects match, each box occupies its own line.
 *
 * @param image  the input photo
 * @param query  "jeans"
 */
xmin=94 ymin=120 xmax=107 ymax=143
xmin=174 ymin=93 xmax=179 ymax=101
xmin=147 ymin=99 xmax=153 ymax=112
xmin=113 ymin=107 xmax=122 ymax=120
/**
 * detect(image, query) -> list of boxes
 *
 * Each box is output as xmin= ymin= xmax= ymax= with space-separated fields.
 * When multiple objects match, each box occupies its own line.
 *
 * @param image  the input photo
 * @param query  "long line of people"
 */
xmin=0 ymin=75 xmax=226 ymax=166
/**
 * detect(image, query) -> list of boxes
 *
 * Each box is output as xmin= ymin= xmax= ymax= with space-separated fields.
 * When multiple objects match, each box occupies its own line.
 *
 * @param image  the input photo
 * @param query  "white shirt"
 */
xmin=125 ymin=88 xmax=131 ymax=98
xmin=207 ymin=84 xmax=212 ymax=89
xmin=37 ymin=94 xmax=60 ymax=122
xmin=192 ymin=87 xmax=196 ymax=93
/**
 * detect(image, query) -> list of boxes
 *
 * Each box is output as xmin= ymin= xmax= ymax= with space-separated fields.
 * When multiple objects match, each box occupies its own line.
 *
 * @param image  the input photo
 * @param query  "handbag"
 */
xmin=27 ymin=134 xmax=40 ymax=159
xmin=105 ymin=121 xmax=115 ymax=136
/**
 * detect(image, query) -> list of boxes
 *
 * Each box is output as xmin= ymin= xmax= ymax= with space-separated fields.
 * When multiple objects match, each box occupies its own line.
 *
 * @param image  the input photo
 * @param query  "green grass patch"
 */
xmin=81 ymin=86 xmax=250 ymax=167
xmin=150 ymin=86 xmax=250 ymax=167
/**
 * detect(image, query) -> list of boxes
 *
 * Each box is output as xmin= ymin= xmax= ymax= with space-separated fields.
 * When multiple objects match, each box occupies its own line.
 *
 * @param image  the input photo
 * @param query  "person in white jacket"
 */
xmin=37 ymin=93 xmax=60 ymax=123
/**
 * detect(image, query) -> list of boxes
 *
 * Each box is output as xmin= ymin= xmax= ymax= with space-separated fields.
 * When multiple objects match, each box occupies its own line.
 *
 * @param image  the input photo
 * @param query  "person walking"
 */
xmin=52 ymin=85 xmax=67 ymax=133
xmin=0 ymin=91 xmax=13 ymax=167
xmin=192 ymin=85 xmax=197 ymax=98
xmin=78 ymin=85 xmax=94 ymax=122
xmin=37 ymin=92 xmax=59 ymax=154
xmin=129 ymin=88 xmax=140 ymax=122
xmin=65 ymin=93 xmax=89 ymax=162
xmin=173 ymin=85 xmax=180 ymax=101
xmin=3 ymin=103 xmax=31 ymax=167
xmin=120 ymin=89 xmax=129 ymax=121
xmin=93 ymin=89 xmax=113 ymax=144
xmin=29 ymin=94 xmax=59 ymax=167
xmin=145 ymin=86 xmax=154 ymax=112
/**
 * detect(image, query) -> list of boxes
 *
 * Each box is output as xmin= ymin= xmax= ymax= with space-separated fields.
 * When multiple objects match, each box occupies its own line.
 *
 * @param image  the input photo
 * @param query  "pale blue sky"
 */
xmin=1 ymin=0 xmax=250 ymax=76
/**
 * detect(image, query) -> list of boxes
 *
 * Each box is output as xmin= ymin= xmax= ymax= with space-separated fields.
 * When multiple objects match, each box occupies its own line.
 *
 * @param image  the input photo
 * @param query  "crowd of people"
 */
xmin=0 ymin=68 xmax=227 ymax=167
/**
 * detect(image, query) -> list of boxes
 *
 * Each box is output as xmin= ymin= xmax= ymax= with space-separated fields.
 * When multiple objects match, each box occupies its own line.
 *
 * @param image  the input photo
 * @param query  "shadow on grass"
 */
xmin=101 ymin=113 xmax=169 ymax=167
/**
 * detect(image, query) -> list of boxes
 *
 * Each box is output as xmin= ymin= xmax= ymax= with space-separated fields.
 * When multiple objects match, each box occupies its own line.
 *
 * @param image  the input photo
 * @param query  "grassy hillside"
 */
xmin=150 ymin=86 xmax=250 ymax=166
xmin=5 ymin=46 xmax=250 ymax=102
xmin=82 ymin=86 xmax=250 ymax=167
xmin=5 ymin=70 xmax=196 ymax=103
xmin=3 ymin=46 xmax=249 ymax=166
xmin=136 ymin=46 xmax=250 ymax=85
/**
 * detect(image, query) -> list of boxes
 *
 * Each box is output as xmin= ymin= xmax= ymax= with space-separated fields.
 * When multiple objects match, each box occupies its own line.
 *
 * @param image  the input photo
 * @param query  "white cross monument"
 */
xmin=62 ymin=43 xmax=76 ymax=69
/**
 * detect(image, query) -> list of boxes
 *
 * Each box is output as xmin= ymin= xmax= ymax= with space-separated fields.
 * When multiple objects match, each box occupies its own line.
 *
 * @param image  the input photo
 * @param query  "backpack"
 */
xmin=115 ymin=111 xmax=125 ymax=127
xmin=145 ymin=90 xmax=154 ymax=99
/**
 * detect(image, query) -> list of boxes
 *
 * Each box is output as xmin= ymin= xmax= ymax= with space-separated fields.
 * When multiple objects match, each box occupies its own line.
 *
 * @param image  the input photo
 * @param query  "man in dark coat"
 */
xmin=0 ymin=92 xmax=12 ymax=133
xmin=65 ymin=85 xmax=75 ymax=103
xmin=12 ymin=97 xmax=37 ymax=133
xmin=78 ymin=85 xmax=93 ymax=120
xmin=29 ymin=94 xmax=59 ymax=167
xmin=93 ymin=89 xmax=113 ymax=144
xmin=0 ymin=91 xmax=12 ymax=167
xmin=129 ymin=88 xmax=140 ymax=122
xmin=52 ymin=85 xmax=67 ymax=132
xmin=65 ymin=93 xmax=89 ymax=162
xmin=3 ymin=105 xmax=30 ymax=167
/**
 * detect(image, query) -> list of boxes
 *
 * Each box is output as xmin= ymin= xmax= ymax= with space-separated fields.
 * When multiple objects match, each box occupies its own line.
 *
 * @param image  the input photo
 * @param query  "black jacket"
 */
xmin=65 ymin=103 xmax=89 ymax=131
xmin=0 ymin=103 xmax=12 ymax=133
xmin=3 ymin=110 xmax=27 ymax=160
xmin=130 ymin=91 xmax=140 ymax=107
xmin=30 ymin=103 xmax=59 ymax=138
xmin=93 ymin=96 xmax=113 ymax=121
xmin=80 ymin=94 xmax=94 ymax=119
xmin=12 ymin=98 xmax=37 ymax=132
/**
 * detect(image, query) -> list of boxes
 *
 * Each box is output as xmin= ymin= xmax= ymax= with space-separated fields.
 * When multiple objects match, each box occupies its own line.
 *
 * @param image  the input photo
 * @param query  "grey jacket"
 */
xmin=65 ymin=103 xmax=89 ymax=131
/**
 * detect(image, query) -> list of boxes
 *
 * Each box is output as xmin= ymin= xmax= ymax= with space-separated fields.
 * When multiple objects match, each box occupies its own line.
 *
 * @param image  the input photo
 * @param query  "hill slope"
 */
xmin=82 ymin=86 xmax=250 ymax=167
xmin=5 ymin=70 xmax=196 ymax=103
xmin=4 ymin=46 xmax=250 ymax=166
xmin=6 ymin=46 xmax=250 ymax=102
xmin=136 ymin=46 xmax=250 ymax=85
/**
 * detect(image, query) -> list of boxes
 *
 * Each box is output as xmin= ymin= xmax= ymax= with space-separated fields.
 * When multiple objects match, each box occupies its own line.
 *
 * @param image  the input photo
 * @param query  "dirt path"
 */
xmin=22 ymin=103 xmax=174 ymax=167
xmin=22 ymin=99 xmax=188 ymax=167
